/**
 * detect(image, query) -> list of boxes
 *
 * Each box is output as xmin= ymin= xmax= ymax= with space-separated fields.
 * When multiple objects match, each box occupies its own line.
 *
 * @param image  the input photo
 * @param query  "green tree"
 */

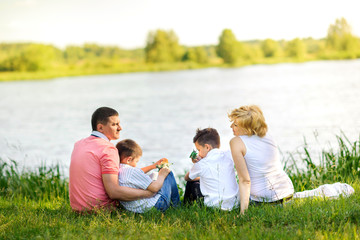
xmin=64 ymin=46 xmax=86 ymax=62
xmin=303 ymin=37 xmax=325 ymax=55
xmin=0 ymin=44 xmax=59 ymax=71
xmin=83 ymin=43 xmax=104 ymax=59
xmin=327 ymin=18 xmax=358 ymax=55
xmin=217 ymin=29 xmax=239 ymax=64
xmin=261 ymin=39 xmax=280 ymax=58
xmin=145 ymin=30 xmax=183 ymax=63
xmin=285 ymin=38 xmax=306 ymax=59
xmin=102 ymin=46 xmax=123 ymax=59
xmin=241 ymin=42 xmax=264 ymax=61
xmin=183 ymin=47 xmax=208 ymax=64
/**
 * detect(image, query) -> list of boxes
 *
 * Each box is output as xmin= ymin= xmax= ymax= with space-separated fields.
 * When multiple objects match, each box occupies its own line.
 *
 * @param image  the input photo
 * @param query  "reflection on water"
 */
xmin=0 ymin=59 xmax=360 ymax=177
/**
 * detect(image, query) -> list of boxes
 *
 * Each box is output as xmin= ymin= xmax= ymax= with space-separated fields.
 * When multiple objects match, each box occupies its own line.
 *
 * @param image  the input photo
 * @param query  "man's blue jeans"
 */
xmin=154 ymin=171 xmax=180 ymax=212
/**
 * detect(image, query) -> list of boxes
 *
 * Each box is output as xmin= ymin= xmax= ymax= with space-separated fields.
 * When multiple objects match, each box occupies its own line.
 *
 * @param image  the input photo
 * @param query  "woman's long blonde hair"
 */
xmin=228 ymin=105 xmax=268 ymax=137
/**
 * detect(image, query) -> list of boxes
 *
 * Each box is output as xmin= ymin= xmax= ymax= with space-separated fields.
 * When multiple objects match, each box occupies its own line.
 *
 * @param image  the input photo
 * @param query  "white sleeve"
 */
xmin=188 ymin=162 xmax=202 ymax=180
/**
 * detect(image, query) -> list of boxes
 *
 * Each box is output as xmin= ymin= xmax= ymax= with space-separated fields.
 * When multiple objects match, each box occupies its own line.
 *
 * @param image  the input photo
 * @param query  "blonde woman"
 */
xmin=228 ymin=105 xmax=294 ymax=214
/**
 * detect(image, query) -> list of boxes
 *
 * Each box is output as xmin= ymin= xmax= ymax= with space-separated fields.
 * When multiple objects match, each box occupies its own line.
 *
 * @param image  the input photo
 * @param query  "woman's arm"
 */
xmin=230 ymin=137 xmax=251 ymax=215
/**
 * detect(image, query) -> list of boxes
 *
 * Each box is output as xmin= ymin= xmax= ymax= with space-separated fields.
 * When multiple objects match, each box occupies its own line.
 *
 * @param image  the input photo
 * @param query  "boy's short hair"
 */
xmin=91 ymin=107 xmax=119 ymax=131
xmin=193 ymin=128 xmax=220 ymax=148
xmin=116 ymin=139 xmax=143 ymax=160
xmin=228 ymin=105 xmax=268 ymax=137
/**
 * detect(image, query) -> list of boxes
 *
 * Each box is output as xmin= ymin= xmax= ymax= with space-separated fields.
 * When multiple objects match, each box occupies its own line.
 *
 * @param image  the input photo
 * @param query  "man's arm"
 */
xmin=102 ymin=174 xmax=155 ymax=201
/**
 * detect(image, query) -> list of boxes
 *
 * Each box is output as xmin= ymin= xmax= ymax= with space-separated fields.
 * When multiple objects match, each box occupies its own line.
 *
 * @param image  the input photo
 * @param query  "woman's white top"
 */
xmin=239 ymin=134 xmax=294 ymax=202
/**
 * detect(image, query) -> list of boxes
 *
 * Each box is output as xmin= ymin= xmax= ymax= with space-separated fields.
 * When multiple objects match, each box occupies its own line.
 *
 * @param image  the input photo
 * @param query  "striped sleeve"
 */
xmin=119 ymin=167 xmax=153 ymax=190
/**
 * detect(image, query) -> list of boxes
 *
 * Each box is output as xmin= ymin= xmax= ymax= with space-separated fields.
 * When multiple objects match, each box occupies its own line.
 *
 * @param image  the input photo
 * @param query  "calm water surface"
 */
xmin=1 ymin=60 xmax=360 ymax=178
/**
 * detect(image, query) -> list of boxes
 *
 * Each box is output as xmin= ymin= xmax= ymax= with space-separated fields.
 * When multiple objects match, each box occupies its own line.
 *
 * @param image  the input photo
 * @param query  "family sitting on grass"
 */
xmin=69 ymin=106 xmax=354 ymax=214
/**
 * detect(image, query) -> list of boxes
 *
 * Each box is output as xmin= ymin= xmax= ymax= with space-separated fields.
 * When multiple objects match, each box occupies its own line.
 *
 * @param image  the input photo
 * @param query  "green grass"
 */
xmin=0 ymin=160 xmax=68 ymax=201
xmin=1 ymin=135 xmax=360 ymax=239
xmin=1 ymin=191 xmax=360 ymax=239
xmin=285 ymin=134 xmax=360 ymax=191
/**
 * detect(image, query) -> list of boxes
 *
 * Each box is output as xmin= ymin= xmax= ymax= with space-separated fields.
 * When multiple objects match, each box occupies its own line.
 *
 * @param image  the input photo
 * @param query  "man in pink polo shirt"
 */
xmin=69 ymin=107 xmax=153 ymax=211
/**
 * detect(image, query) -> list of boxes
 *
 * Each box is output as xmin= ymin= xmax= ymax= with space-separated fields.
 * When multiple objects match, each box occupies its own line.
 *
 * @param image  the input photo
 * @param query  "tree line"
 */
xmin=0 ymin=18 xmax=359 ymax=73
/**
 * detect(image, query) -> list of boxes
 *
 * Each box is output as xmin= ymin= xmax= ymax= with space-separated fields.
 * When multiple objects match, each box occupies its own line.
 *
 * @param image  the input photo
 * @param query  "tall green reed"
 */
xmin=0 ymin=158 xmax=68 ymax=200
xmin=1 ymin=134 xmax=359 ymax=201
xmin=284 ymin=135 xmax=360 ymax=191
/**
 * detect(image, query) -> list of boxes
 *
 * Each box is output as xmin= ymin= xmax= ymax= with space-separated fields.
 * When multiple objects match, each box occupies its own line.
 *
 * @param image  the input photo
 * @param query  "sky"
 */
xmin=0 ymin=0 xmax=359 ymax=49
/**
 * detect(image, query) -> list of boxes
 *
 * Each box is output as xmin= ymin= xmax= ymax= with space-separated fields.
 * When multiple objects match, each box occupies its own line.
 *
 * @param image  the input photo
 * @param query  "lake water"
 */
xmin=1 ymin=59 xmax=360 ymax=178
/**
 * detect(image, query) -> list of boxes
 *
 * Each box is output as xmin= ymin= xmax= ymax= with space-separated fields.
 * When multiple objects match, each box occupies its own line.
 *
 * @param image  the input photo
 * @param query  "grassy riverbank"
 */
xmin=1 ymin=38 xmax=359 ymax=82
xmin=0 ymin=57 xmax=329 ymax=82
xmin=0 ymin=61 xmax=217 ymax=82
xmin=0 ymin=57 xmax=306 ymax=82
xmin=1 ymin=136 xmax=359 ymax=239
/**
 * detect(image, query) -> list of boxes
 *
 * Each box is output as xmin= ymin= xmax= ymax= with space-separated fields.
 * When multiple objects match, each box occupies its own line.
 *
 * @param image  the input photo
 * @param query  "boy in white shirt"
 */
xmin=184 ymin=128 xmax=239 ymax=210
xmin=117 ymin=139 xmax=180 ymax=213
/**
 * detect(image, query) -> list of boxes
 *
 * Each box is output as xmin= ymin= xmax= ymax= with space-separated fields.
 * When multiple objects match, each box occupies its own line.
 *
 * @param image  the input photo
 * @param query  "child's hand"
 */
xmin=192 ymin=156 xmax=202 ymax=164
xmin=189 ymin=150 xmax=201 ymax=163
xmin=158 ymin=167 xmax=170 ymax=178
xmin=154 ymin=158 xmax=165 ymax=167
xmin=156 ymin=158 xmax=171 ymax=169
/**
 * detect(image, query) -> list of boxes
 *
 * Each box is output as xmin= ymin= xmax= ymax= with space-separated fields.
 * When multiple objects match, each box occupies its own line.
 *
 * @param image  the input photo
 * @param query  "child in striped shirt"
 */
xmin=116 ymin=139 xmax=180 ymax=213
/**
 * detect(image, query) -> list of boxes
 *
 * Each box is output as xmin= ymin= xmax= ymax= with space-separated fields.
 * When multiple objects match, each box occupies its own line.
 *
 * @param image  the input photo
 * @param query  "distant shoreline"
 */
xmin=0 ymin=57 xmax=335 ymax=82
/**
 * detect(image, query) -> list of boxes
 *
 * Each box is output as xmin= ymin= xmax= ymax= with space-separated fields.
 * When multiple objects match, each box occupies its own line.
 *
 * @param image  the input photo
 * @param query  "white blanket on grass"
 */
xmin=293 ymin=182 xmax=354 ymax=199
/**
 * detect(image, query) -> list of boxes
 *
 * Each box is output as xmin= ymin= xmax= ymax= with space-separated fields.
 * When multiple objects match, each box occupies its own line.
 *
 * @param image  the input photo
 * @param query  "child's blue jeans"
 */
xmin=154 ymin=171 xmax=180 ymax=212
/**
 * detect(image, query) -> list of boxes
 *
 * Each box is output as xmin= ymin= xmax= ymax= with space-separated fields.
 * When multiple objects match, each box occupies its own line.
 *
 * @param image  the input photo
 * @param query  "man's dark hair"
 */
xmin=116 ymin=139 xmax=143 ymax=160
xmin=193 ymin=128 xmax=220 ymax=148
xmin=91 ymin=107 xmax=119 ymax=131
